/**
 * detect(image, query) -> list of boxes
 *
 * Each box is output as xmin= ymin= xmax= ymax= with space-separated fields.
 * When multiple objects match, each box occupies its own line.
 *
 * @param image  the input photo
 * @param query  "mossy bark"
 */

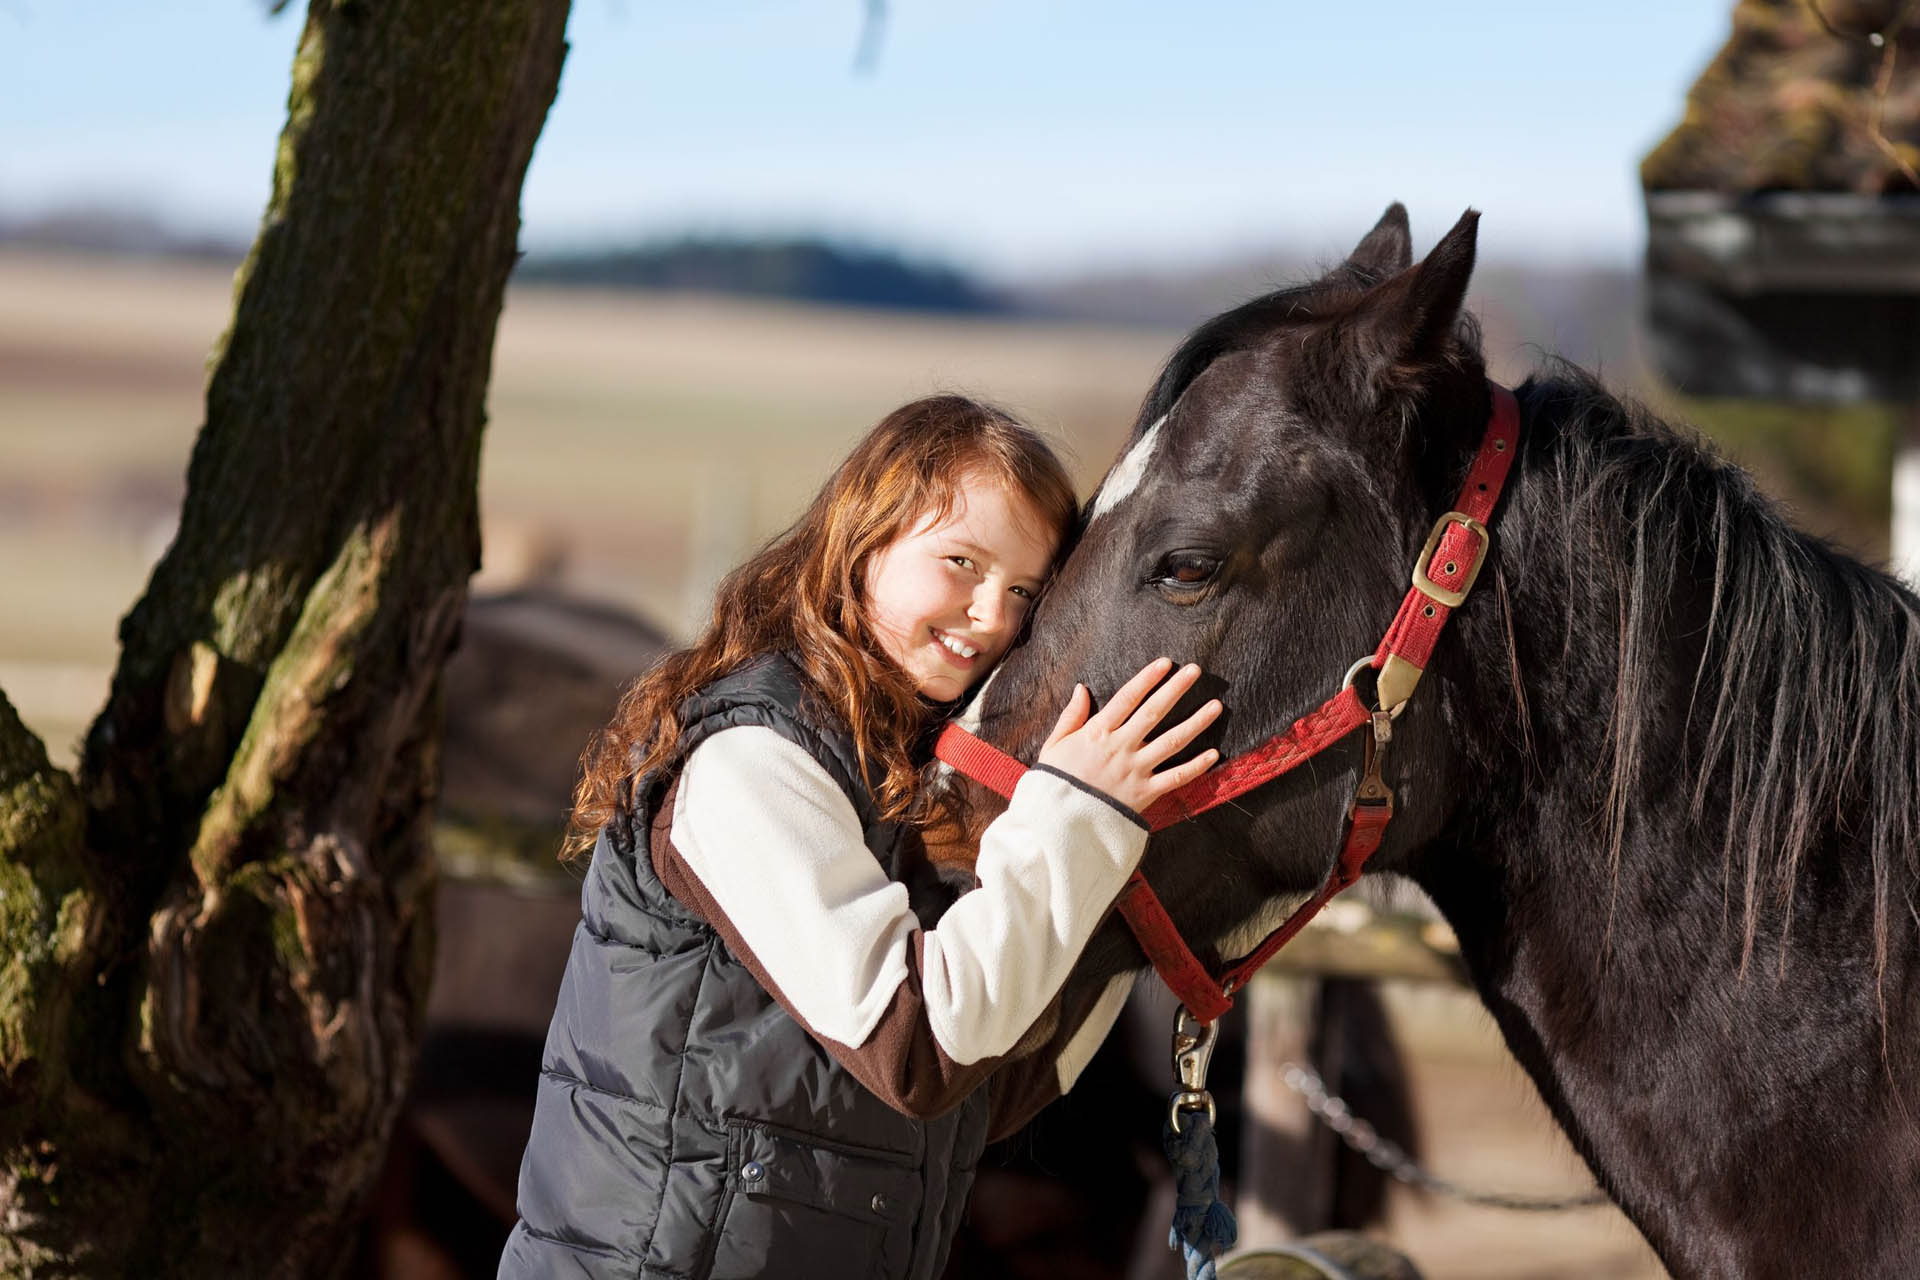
xmin=0 ymin=1 xmax=569 ymax=1274
xmin=1642 ymin=0 xmax=1919 ymax=193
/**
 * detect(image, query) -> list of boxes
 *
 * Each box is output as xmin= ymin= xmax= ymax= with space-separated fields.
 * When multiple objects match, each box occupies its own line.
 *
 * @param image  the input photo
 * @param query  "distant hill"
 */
xmin=0 ymin=209 xmax=1642 ymax=376
xmin=515 ymin=235 xmax=1009 ymax=314
xmin=0 ymin=207 xmax=243 ymax=261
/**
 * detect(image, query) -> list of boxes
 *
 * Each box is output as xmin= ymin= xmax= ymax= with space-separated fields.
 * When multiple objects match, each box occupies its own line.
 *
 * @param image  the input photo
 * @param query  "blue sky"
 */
xmin=1 ymin=1 xmax=1731 ymax=277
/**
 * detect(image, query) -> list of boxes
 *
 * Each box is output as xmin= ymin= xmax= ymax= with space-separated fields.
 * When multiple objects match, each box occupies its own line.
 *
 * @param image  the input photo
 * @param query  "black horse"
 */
xmin=954 ymin=205 xmax=1920 ymax=1279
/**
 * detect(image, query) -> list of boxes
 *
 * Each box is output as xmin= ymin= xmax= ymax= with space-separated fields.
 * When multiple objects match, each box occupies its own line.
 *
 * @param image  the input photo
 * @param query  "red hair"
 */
xmin=564 ymin=395 xmax=1077 ymax=858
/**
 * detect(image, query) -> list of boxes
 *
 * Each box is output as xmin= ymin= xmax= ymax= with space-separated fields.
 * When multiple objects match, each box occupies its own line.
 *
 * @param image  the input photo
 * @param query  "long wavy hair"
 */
xmin=563 ymin=394 xmax=1079 ymax=859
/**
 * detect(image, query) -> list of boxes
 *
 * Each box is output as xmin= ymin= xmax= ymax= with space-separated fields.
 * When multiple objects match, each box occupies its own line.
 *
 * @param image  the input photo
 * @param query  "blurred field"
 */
xmin=11 ymin=245 xmax=1886 ymax=1280
xmin=0 ymin=248 xmax=1175 ymax=766
xmin=2 ymin=247 xmax=1891 ymax=761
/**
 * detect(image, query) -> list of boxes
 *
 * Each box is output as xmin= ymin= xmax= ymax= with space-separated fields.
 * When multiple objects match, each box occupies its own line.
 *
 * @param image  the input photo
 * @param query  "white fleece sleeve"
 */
xmin=670 ymin=726 xmax=1148 ymax=1064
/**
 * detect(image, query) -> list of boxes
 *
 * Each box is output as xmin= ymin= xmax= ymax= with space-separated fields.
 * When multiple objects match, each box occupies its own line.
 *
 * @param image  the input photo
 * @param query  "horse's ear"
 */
xmin=1343 ymin=203 xmax=1413 ymax=282
xmin=1354 ymin=208 xmax=1478 ymax=366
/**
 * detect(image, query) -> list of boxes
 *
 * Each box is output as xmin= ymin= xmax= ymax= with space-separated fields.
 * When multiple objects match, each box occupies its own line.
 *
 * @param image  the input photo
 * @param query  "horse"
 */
xmin=947 ymin=204 xmax=1920 ymax=1279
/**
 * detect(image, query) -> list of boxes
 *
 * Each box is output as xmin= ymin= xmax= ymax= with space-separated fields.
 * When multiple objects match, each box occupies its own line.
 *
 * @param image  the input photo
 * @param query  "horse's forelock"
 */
xmin=1131 ymin=280 xmax=1366 ymax=439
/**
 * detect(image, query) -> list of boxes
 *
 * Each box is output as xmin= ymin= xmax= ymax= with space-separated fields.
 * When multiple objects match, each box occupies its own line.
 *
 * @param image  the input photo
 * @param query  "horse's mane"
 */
xmin=1133 ymin=286 xmax=1324 ymax=433
xmin=1517 ymin=364 xmax=1920 ymax=979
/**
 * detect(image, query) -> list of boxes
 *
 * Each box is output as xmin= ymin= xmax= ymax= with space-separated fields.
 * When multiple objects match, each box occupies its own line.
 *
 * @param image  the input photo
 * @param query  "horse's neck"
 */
xmin=1424 ymin=805 xmax=1920 ymax=1276
xmin=1414 ymin=434 xmax=1920 ymax=1275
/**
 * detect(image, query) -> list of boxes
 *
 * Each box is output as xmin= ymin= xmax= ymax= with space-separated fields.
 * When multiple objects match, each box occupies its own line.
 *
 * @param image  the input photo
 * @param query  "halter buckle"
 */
xmin=1412 ymin=511 xmax=1491 ymax=609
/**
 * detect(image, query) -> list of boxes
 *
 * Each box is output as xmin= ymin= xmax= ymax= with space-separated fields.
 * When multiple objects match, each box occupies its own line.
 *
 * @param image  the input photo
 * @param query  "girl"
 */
xmin=500 ymin=395 xmax=1221 ymax=1280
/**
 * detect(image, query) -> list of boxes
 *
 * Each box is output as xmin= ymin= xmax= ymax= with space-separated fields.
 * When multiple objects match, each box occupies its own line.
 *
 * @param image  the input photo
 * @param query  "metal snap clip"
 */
xmin=1168 ymin=1005 xmax=1220 ymax=1134
xmin=871 ymin=1193 xmax=890 ymax=1214
xmin=741 ymin=1160 xmax=765 ymax=1183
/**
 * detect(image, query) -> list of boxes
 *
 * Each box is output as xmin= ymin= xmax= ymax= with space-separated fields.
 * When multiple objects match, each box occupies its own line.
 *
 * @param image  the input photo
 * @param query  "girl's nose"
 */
xmin=968 ymin=585 xmax=1005 ymax=633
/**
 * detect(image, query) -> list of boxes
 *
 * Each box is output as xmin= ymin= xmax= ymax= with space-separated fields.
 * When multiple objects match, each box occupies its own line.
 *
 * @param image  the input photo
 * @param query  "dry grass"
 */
xmin=0 ymin=248 xmax=1174 ymax=759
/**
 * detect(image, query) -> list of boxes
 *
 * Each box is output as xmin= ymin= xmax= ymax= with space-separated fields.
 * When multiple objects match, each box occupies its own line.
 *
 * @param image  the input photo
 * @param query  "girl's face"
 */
xmin=862 ymin=472 xmax=1059 ymax=702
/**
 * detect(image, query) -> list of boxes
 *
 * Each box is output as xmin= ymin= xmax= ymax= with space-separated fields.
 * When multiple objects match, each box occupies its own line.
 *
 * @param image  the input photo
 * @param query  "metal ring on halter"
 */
xmin=1341 ymin=656 xmax=1407 ymax=718
xmin=1168 ymin=1088 xmax=1217 ymax=1133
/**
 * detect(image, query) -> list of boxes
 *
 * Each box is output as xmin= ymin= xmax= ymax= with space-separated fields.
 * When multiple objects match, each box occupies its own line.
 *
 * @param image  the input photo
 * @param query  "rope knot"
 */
xmin=1162 ymin=1109 xmax=1238 ymax=1280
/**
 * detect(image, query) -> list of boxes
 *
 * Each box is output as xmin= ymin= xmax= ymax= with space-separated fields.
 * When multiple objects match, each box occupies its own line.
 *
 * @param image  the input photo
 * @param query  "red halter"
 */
xmin=935 ymin=384 xmax=1521 ymax=1023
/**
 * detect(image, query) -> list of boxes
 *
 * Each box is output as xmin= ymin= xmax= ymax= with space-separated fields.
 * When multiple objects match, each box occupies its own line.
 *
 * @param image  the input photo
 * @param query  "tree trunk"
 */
xmin=0 ymin=1 xmax=569 ymax=1273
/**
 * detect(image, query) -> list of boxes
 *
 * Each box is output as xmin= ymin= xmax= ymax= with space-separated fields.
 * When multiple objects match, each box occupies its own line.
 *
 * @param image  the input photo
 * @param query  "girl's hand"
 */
xmin=1035 ymin=657 xmax=1223 ymax=815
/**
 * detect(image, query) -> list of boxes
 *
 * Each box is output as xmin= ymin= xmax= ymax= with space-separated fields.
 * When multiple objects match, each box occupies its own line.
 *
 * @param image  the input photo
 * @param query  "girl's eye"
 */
xmin=948 ymin=555 xmax=975 ymax=571
xmin=1010 ymin=585 xmax=1034 ymax=601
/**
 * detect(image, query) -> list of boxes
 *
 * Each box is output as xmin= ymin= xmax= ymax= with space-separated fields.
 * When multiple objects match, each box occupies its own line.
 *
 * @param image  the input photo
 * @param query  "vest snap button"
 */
xmin=741 ymin=1161 xmax=765 ymax=1183
xmin=871 ymin=1193 xmax=889 ymax=1214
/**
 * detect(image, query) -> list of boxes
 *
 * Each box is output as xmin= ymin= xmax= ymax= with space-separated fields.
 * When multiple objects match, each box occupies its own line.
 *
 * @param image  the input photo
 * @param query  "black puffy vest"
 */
xmin=499 ymin=653 xmax=991 ymax=1280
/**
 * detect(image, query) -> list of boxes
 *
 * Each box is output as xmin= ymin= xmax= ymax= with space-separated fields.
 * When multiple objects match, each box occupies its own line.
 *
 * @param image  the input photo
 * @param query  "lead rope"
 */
xmin=1165 ymin=1006 xmax=1236 ymax=1279
xmin=1159 ymin=1022 xmax=1605 ymax=1280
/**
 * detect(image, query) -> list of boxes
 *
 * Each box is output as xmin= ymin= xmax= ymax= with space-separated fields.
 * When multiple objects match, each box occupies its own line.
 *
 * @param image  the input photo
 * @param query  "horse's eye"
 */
xmin=1157 ymin=554 xmax=1220 ymax=589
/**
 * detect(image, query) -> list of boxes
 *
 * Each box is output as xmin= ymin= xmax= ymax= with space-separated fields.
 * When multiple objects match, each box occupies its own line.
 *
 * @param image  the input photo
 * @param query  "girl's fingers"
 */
xmin=1141 ymin=747 xmax=1221 ymax=802
xmin=1140 ymin=697 xmax=1223 ymax=767
xmin=1087 ymin=657 xmax=1175 ymax=732
xmin=1043 ymin=683 xmax=1090 ymax=750
xmin=1125 ymin=662 xmax=1204 ymax=742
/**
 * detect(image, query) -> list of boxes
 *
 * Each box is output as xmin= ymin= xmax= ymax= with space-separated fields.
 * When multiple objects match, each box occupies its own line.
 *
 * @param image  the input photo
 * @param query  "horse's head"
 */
xmin=958 ymin=204 xmax=1498 ymax=970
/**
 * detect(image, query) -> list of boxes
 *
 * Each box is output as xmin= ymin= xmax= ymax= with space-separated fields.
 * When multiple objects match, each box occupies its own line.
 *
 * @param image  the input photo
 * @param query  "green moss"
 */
xmin=0 ymin=825 xmax=86 ymax=1086
xmin=1642 ymin=0 xmax=1920 ymax=192
xmin=208 ymin=561 xmax=308 ymax=670
xmin=0 ymin=863 xmax=52 ymax=1072
xmin=0 ymin=686 xmax=88 ymax=1079
xmin=269 ymin=895 xmax=307 ymax=977
xmin=189 ymin=523 xmax=395 ymax=888
xmin=226 ymin=857 xmax=310 ymax=980
xmin=0 ymin=773 xmax=81 ymax=870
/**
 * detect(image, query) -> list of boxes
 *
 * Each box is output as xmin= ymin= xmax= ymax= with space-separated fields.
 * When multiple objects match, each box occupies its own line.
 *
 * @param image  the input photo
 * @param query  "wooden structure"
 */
xmin=1641 ymin=1 xmax=1920 ymax=573
xmin=1645 ymin=191 xmax=1920 ymax=402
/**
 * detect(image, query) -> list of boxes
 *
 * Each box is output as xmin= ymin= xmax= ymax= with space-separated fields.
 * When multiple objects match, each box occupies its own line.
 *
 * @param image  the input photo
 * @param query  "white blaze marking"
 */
xmin=1087 ymin=416 xmax=1166 ymax=522
xmin=955 ymin=666 xmax=999 ymax=734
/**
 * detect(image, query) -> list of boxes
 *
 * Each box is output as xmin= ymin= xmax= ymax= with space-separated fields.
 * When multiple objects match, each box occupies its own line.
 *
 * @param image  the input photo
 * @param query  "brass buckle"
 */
xmin=1411 ymin=511 xmax=1490 ymax=609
